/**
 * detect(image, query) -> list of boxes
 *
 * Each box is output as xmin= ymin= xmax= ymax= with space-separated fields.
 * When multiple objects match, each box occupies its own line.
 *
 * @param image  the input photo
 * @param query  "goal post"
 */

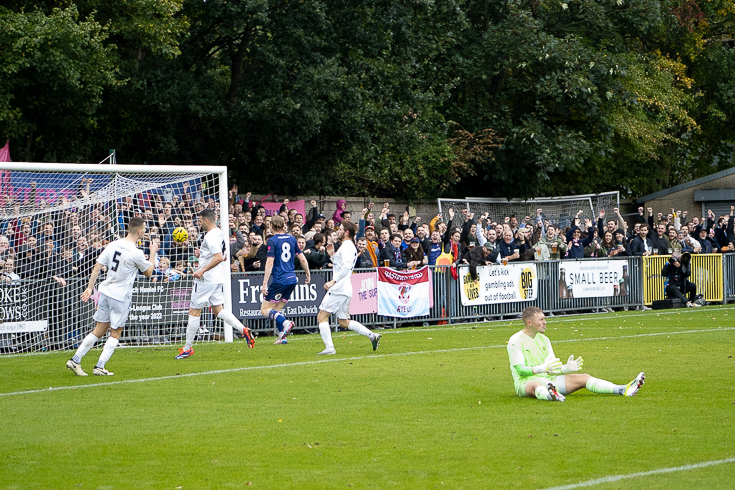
xmin=0 ymin=162 xmax=234 ymax=354
xmin=437 ymin=192 xmax=620 ymax=231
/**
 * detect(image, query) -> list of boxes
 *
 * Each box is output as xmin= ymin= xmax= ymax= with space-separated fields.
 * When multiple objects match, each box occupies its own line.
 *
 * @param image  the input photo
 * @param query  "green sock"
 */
xmin=586 ymin=377 xmax=626 ymax=395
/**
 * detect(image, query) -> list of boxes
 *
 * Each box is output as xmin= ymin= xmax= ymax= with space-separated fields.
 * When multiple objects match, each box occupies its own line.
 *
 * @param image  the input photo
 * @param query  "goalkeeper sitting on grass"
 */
xmin=507 ymin=306 xmax=645 ymax=402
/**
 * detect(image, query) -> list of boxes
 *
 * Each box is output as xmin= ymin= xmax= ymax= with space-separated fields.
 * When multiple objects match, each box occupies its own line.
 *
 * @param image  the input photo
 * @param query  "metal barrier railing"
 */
xmin=8 ymin=253 xmax=735 ymax=353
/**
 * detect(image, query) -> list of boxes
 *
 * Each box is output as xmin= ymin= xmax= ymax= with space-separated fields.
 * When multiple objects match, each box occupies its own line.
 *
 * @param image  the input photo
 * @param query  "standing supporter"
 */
xmin=697 ymin=228 xmax=714 ymax=254
xmin=302 ymin=233 xmax=331 ymax=270
xmin=332 ymin=199 xmax=347 ymax=226
xmin=427 ymin=231 xmax=444 ymax=266
xmin=630 ymin=224 xmax=653 ymax=256
xmin=535 ymin=225 xmax=567 ymax=260
xmin=497 ymin=230 xmax=520 ymax=263
xmin=355 ymin=237 xmax=373 ymax=268
xmin=379 ymin=233 xmax=407 ymax=269
xmin=243 ymin=233 xmax=267 ymax=271
xmin=609 ymin=229 xmax=631 ymax=257
xmin=650 ymin=223 xmax=670 ymax=255
xmin=404 ymin=237 xmax=428 ymax=269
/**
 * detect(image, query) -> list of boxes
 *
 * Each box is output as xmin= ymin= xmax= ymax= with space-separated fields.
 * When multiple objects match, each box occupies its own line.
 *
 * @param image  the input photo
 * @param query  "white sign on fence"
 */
xmin=459 ymin=263 xmax=538 ymax=306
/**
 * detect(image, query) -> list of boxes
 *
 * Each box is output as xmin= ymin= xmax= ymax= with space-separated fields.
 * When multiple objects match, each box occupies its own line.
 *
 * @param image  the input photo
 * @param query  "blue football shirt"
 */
xmin=266 ymin=234 xmax=302 ymax=285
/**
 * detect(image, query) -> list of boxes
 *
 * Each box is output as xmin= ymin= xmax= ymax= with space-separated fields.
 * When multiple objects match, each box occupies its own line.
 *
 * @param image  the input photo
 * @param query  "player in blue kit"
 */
xmin=261 ymin=216 xmax=310 ymax=344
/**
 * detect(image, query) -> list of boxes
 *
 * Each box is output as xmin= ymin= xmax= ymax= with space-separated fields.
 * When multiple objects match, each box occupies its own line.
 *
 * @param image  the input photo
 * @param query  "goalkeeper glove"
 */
xmin=561 ymin=354 xmax=584 ymax=374
xmin=532 ymin=357 xmax=562 ymax=375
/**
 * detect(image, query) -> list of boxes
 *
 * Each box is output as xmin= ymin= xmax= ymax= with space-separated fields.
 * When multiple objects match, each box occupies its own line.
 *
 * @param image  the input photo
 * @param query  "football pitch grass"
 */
xmin=1 ymin=307 xmax=734 ymax=489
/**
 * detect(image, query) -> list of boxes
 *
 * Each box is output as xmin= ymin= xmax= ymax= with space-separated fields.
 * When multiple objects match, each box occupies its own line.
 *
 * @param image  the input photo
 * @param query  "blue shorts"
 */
xmin=264 ymin=282 xmax=297 ymax=303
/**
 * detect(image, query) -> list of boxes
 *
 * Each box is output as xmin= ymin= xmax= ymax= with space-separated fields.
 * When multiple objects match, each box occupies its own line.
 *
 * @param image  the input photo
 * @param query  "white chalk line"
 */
xmin=1 ymin=305 xmax=731 ymax=357
xmin=1 ymin=326 xmax=733 ymax=398
xmin=539 ymin=456 xmax=735 ymax=490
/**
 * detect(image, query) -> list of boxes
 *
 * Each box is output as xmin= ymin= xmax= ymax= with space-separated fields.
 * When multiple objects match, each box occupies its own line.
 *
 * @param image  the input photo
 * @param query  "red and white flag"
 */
xmin=0 ymin=140 xmax=12 ymax=206
xmin=377 ymin=266 xmax=431 ymax=318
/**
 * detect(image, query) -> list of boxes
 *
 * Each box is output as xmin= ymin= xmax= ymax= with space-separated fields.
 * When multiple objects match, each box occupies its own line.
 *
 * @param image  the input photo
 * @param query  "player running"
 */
xmin=316 ymin=220 xmax=381 ymax=355
xmin=508 ymin=306 xmax=645 ymax=402
xmin=67 ymin=217 xmax=157 ymax=376
xmin=261 ymin=216 xmax=310 ymax=344
xmin=176 ymin=209 xmax=254 ymax=359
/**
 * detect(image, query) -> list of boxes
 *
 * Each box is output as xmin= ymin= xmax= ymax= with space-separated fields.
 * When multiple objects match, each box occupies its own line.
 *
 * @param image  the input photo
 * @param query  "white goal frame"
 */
xmin=0 ymin=162 xmax=235 ymax=344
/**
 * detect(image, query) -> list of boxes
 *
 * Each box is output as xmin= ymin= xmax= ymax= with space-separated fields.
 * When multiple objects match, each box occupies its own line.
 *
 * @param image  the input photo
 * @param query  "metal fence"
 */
xmin=10 ymin=253 xmax=735 ymax=354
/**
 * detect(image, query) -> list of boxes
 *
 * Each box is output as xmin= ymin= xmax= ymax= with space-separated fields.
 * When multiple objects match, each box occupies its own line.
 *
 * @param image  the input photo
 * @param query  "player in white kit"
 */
xmin=176 ymin=208 xmax=254 ymax=359
xmin=316 ymin=220 xmax=381 ymax=355
xmin=67 ymin=217 xmax=157 ymax=376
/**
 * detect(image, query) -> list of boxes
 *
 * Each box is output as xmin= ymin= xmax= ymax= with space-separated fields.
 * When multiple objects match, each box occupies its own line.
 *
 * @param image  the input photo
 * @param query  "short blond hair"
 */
xmin=521 ymin=306 xmax=543 ymax=325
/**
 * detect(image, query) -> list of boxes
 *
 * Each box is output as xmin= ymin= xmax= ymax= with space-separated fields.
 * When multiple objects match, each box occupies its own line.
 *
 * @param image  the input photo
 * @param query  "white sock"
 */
xmin=318 ymin=322 xmax=334 ymax=350
xmin=95 ymin=337 xmax=119 ymax=368
xmin=217 ymin=309 xmax=246 ymax=335
xmin=184 ymin=315 xmax=200 ymax=351
xmin=72 ymin=333 xmax=99 ymax=363
xmin=534 ymin=385 xmax=551 ymax=401
xmin=347 ymin=320 xmax=373 ymax=339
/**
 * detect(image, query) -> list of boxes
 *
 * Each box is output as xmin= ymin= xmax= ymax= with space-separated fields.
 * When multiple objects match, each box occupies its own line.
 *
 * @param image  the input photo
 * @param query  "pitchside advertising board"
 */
xmin=558 ymin=260 xmax=629 ymax=298
xmin=459 ymin=263 xmax=538 ymax=306
xmin=231 ymin=274 xmax=327 ymax=318
xmin=0 ymin=284 xmax=47 ymax=333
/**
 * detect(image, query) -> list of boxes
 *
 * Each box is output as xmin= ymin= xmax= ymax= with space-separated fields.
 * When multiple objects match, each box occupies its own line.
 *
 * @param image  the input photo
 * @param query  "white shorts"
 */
xmin=319 ymin=291 xmax=351 ymax=320
xmin=94 ymin=293 xmax=131 ymax=330
xmin=190 ymin=282 xmax=224 ymax=310
xmin=515 ymin=375 xmax=567 ymax=397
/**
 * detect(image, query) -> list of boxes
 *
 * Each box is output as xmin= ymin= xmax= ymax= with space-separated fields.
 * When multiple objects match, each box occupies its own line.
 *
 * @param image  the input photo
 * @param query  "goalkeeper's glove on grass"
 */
xmin=532 ymin=357 xmax=562 ymax=375
xmin=561 ymin=354 xmax=584 ymax=374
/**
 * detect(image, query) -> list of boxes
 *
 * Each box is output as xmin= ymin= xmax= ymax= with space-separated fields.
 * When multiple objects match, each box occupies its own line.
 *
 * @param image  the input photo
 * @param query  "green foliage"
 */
xmin=4 ymin=1 xmax=735 ymax=198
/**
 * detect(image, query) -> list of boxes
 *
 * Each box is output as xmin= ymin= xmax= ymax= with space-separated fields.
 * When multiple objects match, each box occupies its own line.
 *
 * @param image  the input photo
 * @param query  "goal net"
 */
xmin=0 ymin=163 xmax=232 ymax=354
xmin=437 ymin=192 xmax=620 ymax=231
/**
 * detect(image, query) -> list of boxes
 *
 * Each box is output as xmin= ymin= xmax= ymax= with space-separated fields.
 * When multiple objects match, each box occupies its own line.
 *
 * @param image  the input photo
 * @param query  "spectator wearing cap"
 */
xmin=462 ymin=242 xmax=499 ymax=281
xmin=609 ymin=229 xmax=631 ymax=257
xmin=566 ymin=219 xmax=596 ymax=259
xmin=361 ymin=225 xmax=379 ymax=267
xmin=697 ymin=228 xmax=714 ymax=254
xmin=404 ymin=237 xmax=427 ymax=268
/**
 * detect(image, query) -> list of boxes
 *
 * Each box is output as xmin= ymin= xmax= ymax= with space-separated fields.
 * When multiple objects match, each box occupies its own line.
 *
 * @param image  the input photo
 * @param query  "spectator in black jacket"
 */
xmin=650 ymin=223 xmax=670 ymax=255
xmin=379 ymin=234 xmax=407 ymax=269
xmin=609 ymin=229 xmax=631 ymax=257
xmin=661 ymin=252 xmax=699 ymax=307
xmin=630 ymin=224 xmax=653 ymax=256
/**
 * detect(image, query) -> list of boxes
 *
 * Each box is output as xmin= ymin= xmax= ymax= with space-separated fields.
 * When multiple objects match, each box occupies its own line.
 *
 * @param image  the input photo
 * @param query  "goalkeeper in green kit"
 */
xmin=507 ymin=307 xmax=645 ymax=402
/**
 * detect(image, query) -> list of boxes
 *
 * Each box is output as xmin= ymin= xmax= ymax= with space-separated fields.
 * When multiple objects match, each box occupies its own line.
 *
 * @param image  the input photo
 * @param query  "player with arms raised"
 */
xmin=261 ymin=216 xmax=310 ymax=344
xmin=176 ymin=209 xmax=255 ymax=359
xmin=508 ymin=306 xmax=645 ymax=402
xmin=66 ymin=217 xmax=157 ymax=376
xmin=316 ymin=220 xmax=381 ymax=355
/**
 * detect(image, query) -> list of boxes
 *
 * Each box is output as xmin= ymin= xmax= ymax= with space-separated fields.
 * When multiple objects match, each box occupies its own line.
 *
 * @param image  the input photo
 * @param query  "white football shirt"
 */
xmin=96 ymin=239 xmax=152 ymax=303
xmin=196 ymin=227 xmax=228 ymax=284
xmin=329 ymin=239 xmax=358 ymax=297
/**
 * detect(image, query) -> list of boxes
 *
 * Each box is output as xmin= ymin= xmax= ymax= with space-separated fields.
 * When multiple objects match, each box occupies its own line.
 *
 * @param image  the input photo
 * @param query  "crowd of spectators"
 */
xmin=5 ymin=179 xmax=733 ymax=285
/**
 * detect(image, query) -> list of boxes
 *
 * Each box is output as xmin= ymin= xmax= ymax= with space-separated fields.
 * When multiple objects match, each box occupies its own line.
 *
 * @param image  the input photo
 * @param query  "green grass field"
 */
xmin=1 ymin=306 xmax=734 ymax=489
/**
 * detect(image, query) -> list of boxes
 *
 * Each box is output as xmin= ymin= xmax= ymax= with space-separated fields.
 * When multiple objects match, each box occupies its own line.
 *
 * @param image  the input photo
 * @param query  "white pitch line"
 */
xmin=1 ymin=326 xmax=733 ymax=398
xmin=539 ymin=456 xmax=735 ymax=490
xmin=1 ymin=305 xmax=731 ymax=357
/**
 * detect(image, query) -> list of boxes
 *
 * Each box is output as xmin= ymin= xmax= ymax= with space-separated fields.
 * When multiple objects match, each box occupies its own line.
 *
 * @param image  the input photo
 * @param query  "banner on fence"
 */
xmin=350 ymin=271 xmax=378 ymax=315
xmin=127 ymin=283 xmax=190 ymax=325
xmin=377 ymin=266 xmax=431 ymax=318
xmin=0 ymin=284 xmax=47 ymax=333
xmin=459 ymin=263 xmax=538 ymax=306
xmin=231 ymin=274 xmax=326 ymax=318
xmin=558 ymin=260 xmax=629 ymax=298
